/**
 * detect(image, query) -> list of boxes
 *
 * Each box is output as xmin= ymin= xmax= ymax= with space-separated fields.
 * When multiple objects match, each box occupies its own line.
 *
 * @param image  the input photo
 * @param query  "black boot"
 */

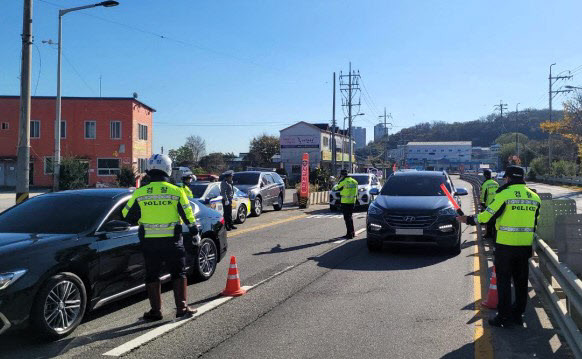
xmin=230 ymin=224 xmax=238 ymax=230
xmin=143 ymin=282 xmax=163 ymax=321
xmin=488 ymin=315 xmax=513 ymax=328
xmin=173 ymin=278 xmax=197 ymax=318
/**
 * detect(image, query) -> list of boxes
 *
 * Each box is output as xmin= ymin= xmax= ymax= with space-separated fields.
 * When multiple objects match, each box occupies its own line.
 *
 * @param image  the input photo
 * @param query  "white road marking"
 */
xmin=306 ymin=214 xmax=344 ymax=219
xmin=103 ymin=265 xmax=297 ymax=357
xmin=333 ymin=228 xmax=365 ymax=243
xmin=355 ymin=228 xmax=366 ymax=236
xmin=333 ymin=239 xmax=346 ymax=244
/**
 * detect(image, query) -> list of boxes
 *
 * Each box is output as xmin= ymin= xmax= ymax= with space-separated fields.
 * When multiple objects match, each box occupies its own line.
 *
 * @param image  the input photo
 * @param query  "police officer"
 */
xmin=458 ymin=166 xmax=541 ymax=327
xmin=180 ymin=172 xmax=195 ymax=198
xmin=123 ymin=154 xmax=198 ymax=320
xmin=220 ymin=170 xmax=236 ymax=231
xmin=333 ymin=169 xmax=359 ymax=239
xmin=480 ymin=169 xmax=499 ymax=239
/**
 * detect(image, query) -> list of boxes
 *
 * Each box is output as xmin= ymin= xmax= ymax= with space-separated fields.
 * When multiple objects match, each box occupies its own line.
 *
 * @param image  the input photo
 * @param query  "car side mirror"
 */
xmin=455 ymin=187 xmax=468 ymax=196
xmin=102 ymin=220 xmax=131 ymax=232
xmin=369 ymin=188 xmax=380 ymax=195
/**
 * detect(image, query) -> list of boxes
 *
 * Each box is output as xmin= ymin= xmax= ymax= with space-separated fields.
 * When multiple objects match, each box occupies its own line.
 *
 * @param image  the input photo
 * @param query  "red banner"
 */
xmin=300 ymin=153 xmax=310 ymax=198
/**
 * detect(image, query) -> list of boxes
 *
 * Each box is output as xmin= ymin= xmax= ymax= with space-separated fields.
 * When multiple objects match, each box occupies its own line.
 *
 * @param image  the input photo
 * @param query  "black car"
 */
xmin=366 ymin=171 xmax=468 ymax=254
xmin=232 ymin=171 xmax=285 ymax=216
xmin=0 ymin=188 xmax=227 ymax=339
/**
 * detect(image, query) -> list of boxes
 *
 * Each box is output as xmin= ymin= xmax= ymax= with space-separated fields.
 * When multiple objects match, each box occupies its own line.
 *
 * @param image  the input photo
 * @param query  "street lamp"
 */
xmin=53 ymin=1 xmax=119 ymax=191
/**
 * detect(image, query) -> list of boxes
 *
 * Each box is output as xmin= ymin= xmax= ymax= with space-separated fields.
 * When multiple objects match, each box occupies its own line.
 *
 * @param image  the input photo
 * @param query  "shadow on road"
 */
xmin=253 ymin=238 xmax=343 ymax=256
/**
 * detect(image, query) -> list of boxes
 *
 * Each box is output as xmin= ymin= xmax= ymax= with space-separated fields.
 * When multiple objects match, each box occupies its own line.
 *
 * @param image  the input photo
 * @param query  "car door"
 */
xmin=259 ymin=174 xmax=272 ymax=204
xmin=264 ymin=174 xmax=278 ymax=205
xmin=95 ymin=199 xmax=144 ymax=300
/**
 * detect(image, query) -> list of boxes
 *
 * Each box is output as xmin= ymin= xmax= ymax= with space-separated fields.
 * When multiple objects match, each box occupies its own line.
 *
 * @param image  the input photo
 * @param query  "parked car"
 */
xmin=329 ymin=173 xmax=382 ymax=210
xmin=232 ymin=171 xmax=285 ymax=216
xmin=0 ymin=188 xmax=227 ymax=339
xmin=366 ymin=171 xmax=468 ymax=254
xmin=190 ymin=181 xmax=251 ymax=224
xmin=496 ymin=171 xmax=505 ymax=180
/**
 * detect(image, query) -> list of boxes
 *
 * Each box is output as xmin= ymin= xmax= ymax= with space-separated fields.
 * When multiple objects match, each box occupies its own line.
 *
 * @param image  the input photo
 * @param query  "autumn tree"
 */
xmin=248 ymin=134 xmax=279 ymax=166
xmin=541 ymin=94 xmax=582 ymax=161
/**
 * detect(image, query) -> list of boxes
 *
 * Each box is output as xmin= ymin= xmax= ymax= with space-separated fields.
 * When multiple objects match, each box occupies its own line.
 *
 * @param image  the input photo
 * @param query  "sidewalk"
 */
xmin=0 ymin=191 xmax=47 ymax=212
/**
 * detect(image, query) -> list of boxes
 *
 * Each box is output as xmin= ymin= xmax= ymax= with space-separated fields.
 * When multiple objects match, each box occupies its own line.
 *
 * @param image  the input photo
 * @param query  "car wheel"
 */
xmin=367 ymin=238 xmax=382 ymax=252
xmin=236 ymin=204 xmax=247 ymax=224
xmin=252 ymin=197 xmax=262 ymax=217
xmin=190 ymin=238 xmax=218 ymax=281
xmin=448 ymin=234 xmax=462 ymax=255
xmin=273 ymin=194 xmax=283 ymax=211
xmin=31 ymin=272 xmax=87 ymax=339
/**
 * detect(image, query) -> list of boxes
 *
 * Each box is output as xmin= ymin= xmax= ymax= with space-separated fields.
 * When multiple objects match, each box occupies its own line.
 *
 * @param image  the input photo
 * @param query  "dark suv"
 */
xmin=232 ymin=171 xmax=285 ymax=216
xmin=366 ymin=171 xmax=468 ymax=254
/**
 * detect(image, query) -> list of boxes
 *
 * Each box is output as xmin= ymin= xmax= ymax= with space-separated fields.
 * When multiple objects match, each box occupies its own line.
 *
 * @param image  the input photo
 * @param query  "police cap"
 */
xmin=483 ymin=169 xmax=492 ymax=178
xmin=222 ymin=170 xmax=234 ymax=177
xmin=503 ymin=166 xmax=525 ymax=180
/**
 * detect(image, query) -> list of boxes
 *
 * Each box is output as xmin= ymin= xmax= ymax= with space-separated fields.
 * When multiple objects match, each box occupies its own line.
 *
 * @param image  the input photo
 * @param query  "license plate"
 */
xmin=395 ymin=228 xmax=423 ymax=236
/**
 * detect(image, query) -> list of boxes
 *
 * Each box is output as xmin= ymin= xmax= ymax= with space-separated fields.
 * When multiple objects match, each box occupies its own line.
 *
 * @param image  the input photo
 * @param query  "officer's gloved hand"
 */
xmin=189 ymin=225 xmax=199 ymax=236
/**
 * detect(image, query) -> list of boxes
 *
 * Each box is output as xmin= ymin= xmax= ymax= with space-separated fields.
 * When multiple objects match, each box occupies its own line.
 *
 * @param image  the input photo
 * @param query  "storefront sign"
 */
xmin=300 ymin=153 xmax=309 ymax=198
xmin=281 ymin=135 xmax=320 ymax=148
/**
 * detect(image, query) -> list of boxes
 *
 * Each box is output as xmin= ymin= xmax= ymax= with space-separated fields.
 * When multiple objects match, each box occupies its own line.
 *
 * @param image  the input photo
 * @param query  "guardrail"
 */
xmin=536 ymin=175 xmax=582 ymax=187
xmin=460 ymin=174 xmax=582 ymax=358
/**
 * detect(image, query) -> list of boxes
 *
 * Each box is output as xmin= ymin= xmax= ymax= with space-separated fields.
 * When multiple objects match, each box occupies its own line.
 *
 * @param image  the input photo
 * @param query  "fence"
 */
xmin=536 ymin=175 xmax=582 ymax=187
xmin=460 ymin=174 xmax=582 ymax=358
xmin=292 ymin=191 xmax=329 ymax=206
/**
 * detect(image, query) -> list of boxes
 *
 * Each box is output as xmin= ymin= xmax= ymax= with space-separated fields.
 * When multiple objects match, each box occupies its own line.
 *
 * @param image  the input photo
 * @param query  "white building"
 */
xmin=280 ymin=122 xmax=355 ymax=179
xmin=406 ymin=141 xmax=472 ymax=162
xmin=352 ymin=127 xmax=366 ymax=150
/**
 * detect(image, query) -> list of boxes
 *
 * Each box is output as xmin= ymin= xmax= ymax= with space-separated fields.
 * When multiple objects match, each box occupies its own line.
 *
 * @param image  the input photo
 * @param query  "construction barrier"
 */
xmin=293 ymin=191 xmax=329 ymax=206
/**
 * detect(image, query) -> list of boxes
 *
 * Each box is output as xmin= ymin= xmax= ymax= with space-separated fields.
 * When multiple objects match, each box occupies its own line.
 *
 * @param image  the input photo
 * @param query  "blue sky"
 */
xmin=2 ymin=0 xmax=582 ymax=154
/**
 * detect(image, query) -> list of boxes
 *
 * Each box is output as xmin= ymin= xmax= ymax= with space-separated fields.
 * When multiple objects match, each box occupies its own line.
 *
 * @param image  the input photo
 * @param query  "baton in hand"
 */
xmin=440 ymin=183 xmax=464 ymax=216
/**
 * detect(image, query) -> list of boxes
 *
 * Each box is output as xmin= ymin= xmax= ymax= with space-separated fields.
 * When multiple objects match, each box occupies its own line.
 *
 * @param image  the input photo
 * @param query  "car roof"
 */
xmin=46 ymin=188 xmax=132 ymax=199
xmin=392 ymin=170 xmax=447 ymax=177
xmin=235 ymin=171 xmax=275 ymax=174
xmin=351 ymin=173 xmax=372 ymax=176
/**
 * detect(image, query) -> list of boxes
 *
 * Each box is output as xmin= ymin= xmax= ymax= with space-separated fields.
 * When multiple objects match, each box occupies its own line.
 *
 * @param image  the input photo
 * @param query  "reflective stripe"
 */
xmin=227 ymin=274 xmax=239 ymax=280
xmin=486 ymin=207 xmax=495 ymax=214
xmin=229 ymin=264 xmax=238 ymax=269
xmin=499 ymin=226 xmax=534 ymax=232
xmin=137 ymin=195 xmax=180 ymax=202
xmin=124 ymin=204 xmax=131 ymax=211
xmin=144 ymin=229 xmax=175 ymax=236
xmin=142 ymin=222 xmax=180 ymax=228
xmin=506 ymin=199 xmax=539 ymax=206
xmin=182 ymin=203 xmax=191 ymax=209
xmin=490 ymin=284 xmax=497 ymax=290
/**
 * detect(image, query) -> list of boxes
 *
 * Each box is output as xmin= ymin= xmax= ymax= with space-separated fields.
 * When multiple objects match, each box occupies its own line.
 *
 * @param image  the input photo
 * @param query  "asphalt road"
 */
xmin=527 ymin=181 xmax=582 ymax=208
xmin=0 ymin=180 xmax=575 ymax=358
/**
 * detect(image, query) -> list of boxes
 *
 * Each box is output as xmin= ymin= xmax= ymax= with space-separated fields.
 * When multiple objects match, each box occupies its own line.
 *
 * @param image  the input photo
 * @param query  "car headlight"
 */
xmin=368 ymin=203 xmax=384 ymax=216
xmin=438 ymin=207 xmax=457 ymax=216
xmin=359 ymin=188 xmax=366 ymax=192
xmin=0 ymin=269 xmax=27 ymax=290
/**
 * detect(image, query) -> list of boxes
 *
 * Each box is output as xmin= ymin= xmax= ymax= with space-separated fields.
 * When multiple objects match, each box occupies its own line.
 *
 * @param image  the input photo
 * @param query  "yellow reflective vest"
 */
xmin=180 ymin=183 xmax=194 ymax=198
xmin=334 ymin=177 xmax=358 ymax=204
xmin=476 ymin=184 xmax=541 ymax=246
xmin=122 ymin=181 xmax=196 ymax=238
xmin=480 ymin=179 xmax=499 ymax=206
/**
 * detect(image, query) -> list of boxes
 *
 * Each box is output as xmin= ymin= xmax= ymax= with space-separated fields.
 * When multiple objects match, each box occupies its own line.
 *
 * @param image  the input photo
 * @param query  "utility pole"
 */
xmin=16 ymin=0 xmax=33 ymax=204
xmin=494 ymin=100 xmax=508 ymax=119
xmin=378 ymin=107 xmax=392 ymax=176
xmin=331 ymin=72 xmax=337 ymax=176
xmin=515 ymin=103 xmax=520 ymax=160
xmin=548 ymin=63 xmax=572 ymax=166
xmin=339 ymin=62 xmax=361 ymax=173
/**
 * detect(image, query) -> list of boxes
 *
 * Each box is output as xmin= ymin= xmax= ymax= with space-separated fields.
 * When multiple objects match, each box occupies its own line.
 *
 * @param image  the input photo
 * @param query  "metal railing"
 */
xmin=536 ymin=175 xmax=582 ymax=187
xmin=460 ymin=173 xmax=582 ymax=358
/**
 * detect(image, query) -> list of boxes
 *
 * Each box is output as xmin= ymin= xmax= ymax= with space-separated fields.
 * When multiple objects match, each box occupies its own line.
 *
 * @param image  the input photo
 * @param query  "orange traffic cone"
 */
xmin=481 ymin=266 xmax=498 ymax=309
xmin=221 ymin=256 xmax=247 ymax=297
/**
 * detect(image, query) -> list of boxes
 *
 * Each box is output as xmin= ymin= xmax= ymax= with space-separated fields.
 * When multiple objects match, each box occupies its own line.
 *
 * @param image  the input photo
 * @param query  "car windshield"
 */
xmin=351 ymin=175 xmax=370 ymax=185
xmin=233 ymin=173 xmax=260 ymax=185
xmin=0 ymin=195 xmax=112 ymax=234
xmin=381 ymin=175 xmax=450 ymax=196
xmin=190 ymin=184 xmax=209 ymax=198
xmin=234 ymin=187 xmax=247 ymax=197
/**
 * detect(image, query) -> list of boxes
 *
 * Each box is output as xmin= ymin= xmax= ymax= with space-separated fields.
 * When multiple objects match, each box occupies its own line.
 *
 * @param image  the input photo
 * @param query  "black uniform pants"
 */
xmin=141 ymin=236 xmax=187 ymax=283
xmin=486 ymin=221 xmax=496 ymax=240
xmin=341 ymin=203 xmax=355 ymax=236
xmin=494 ymin=243 xmax=533 ymax=319
xmin=223 ymin=199 xmax=234 ymax=228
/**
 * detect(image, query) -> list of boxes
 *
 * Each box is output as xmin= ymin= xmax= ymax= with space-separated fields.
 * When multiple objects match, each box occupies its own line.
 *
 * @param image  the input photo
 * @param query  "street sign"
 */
xmin=300 ymin=153 xmax=309 ymax=198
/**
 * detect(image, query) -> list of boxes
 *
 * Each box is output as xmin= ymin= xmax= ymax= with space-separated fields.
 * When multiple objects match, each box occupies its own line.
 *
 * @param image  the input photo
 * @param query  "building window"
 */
xmin=61 ymin=121 xmax=66 ymax=139
xmin=323 ymin=137 xmax=329 ymax=148
xmin=110 ymin=121 xmax=122 ymax=139
xmin=1 ymin=123 xmax=8 ymax=130
xmin=85 ymin=121 xmax=96 ymax=139
xmin=97 ymin=158 xmax=120 ymax=176
xmin=138 ymin=158 xmax=148 ymax=173
xmin=138 ymin=124 xmax=148 ymax=140
xmin=44 ymin=157 xmax=54 ymax=174
xmin=31 ymin=120 xmax=40 ymax=138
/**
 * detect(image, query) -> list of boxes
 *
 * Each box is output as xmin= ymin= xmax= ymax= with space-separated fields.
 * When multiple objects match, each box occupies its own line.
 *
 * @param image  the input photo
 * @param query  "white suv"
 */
xmin=329 ymin=173 xmax=382 ymax=210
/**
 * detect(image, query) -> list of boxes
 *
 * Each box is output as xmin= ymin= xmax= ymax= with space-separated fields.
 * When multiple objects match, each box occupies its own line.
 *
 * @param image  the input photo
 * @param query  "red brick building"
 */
xmin=0 ymin=96 xmax=154 ymax=187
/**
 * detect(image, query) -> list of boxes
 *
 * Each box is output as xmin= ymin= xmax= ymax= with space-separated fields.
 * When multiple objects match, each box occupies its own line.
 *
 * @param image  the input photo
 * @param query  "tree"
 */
xmin=116 ymin=166 xmax=137 ymax=187
xmin=541 ymin=94 xmax=582 ymax=162
xmin=198 ymin=153 xmax=228 ymax=174
xmin=185 ymin=135 xmax=207 ymax=164
xmin=59 ymin=157 xmax=88 ymax=190
xmin=168 ymin=145 xmax=194 ymax=166
xmin=495 ymin=132 xmax=529 ymax=146
xmin=248 ymin=134 xmax=279 ymax=166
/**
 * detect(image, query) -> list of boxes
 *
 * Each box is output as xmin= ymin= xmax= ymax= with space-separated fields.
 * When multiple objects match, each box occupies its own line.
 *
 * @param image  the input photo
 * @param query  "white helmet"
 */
xmin=147 ymin=154 xmax=172 ymax=177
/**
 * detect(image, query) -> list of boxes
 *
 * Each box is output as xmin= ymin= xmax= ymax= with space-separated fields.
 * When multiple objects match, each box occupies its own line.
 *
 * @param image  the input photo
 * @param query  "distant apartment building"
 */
xmin=352 ymin=126 xmax=366 ymax=149
xmin=0 ymin=96 xmax=154 ymax=187
xmin=374 ymin=123 xmax=388 ymax=141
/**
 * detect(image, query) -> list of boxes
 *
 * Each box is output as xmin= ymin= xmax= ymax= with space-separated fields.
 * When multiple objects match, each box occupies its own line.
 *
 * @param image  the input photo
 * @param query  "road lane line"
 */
xmin=229 ymin=214 xmax=307 ymax=237
xmin=333 ymin=239 xmax=346 ymax=244
xmin=103 ymin=264 xmax=299 ymax=357
xmin=355 ymin=228 xmax=366 ymax=236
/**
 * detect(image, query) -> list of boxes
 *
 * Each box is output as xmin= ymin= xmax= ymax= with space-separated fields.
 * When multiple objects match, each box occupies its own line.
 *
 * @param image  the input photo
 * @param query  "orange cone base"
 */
xmin=221 ymin=287 xmax=247 ymax=297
